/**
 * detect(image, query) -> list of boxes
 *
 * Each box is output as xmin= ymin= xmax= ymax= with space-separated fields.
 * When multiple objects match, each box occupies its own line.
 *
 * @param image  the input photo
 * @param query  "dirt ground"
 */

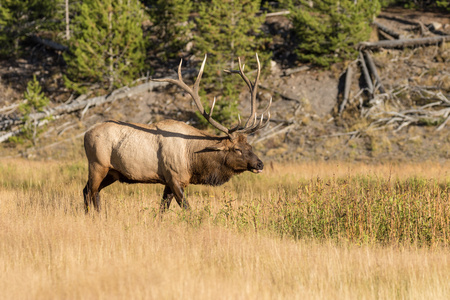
xmin=0 ymin=8 xmax=449 ymax=163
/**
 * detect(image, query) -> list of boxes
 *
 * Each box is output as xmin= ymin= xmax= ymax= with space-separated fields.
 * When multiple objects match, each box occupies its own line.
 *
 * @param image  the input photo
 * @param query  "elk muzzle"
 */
xmin=249 ymin=159 xmax=264 ymax=174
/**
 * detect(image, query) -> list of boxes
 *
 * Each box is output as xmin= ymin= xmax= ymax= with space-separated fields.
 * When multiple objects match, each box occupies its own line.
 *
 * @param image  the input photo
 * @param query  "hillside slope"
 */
xmin=0 ymin=8 xmax=449 ymax=163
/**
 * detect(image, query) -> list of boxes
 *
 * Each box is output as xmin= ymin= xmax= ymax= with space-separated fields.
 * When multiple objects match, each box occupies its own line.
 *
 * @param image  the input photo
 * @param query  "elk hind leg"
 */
xmin=83 ymin=183 xmax=91 ymax=213
xmin=84 ymin=163 xmax=109 ymax=213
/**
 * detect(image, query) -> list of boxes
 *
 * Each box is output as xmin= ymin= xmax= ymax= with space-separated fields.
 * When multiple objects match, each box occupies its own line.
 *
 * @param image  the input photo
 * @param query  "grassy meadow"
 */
xmin=1 ymin=159 xmax=450 ymax=299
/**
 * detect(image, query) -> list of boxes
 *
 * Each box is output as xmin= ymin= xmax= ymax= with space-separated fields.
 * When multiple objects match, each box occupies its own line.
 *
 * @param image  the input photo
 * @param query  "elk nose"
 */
xmin=256 ymin=160 xmax=264 ymax=170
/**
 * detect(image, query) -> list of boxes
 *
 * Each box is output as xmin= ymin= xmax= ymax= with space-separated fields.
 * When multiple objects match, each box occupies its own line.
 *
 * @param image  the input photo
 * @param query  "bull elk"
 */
xmin=83 ymin=54 xmax=271 ymax=213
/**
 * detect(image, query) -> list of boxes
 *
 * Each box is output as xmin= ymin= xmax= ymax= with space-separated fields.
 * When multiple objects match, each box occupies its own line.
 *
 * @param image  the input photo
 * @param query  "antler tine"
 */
xmin=256 ymin=96 xmax=272 ymax=129
xmin=224 ymin=58 xmax=251 ymax=88
xmin=243 ymin=53 xmax=261 ymax=128
xmin=261 ymin=96 xmax=272 ymax=115
xmin=248 ymin=53 xmax=261 ymax=125
xmin=224 ymin=53 xmax=270 ymax=135
xmin=237 ymin=57 xmax=253 ymax=92
xmin=209 ymin=97 xmax=216 ymax=118
xmin=193 ymin=54 xmax=207 ymax=95
xmin=177 ymin=59 xmax=183 ymax=81
xmin=152 ymin=58 xmax=191 ymax=93
xmin=224 ymin=54 xmax=262 ymax=130
xmin=228 ymin=115 xmax=242 ymax=134
xmin=237 ymin=96 xmax=272 ymax=134
xmin=239 ymin=111 xmax=271 ymax=134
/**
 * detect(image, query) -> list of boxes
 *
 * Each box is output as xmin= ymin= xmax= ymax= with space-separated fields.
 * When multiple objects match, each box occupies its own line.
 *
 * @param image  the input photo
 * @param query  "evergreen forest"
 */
xmin=1 ymin=0 xmax=448 ymax=95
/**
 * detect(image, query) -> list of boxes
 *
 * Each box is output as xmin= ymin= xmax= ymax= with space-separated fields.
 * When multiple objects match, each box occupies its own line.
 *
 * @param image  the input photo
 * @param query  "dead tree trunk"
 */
xmin=359 ymin=52 xmax=373 ymax=96
xmin=357 ymin=35 xmax=450 ymax=50
xmin=373 ymin=21 xmax=403 ymax=39
xmin=339 ymin=65 xmax=353 ymax=114
xmin=363 ymin=51 xmax=385 ymax=94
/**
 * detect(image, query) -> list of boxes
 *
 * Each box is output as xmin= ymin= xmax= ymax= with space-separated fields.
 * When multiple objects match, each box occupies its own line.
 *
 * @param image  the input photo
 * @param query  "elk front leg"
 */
xmin=175 ymin=189 xmax=190 ymax=210
xmin=170 ymin=181 xmax=190 ymax=210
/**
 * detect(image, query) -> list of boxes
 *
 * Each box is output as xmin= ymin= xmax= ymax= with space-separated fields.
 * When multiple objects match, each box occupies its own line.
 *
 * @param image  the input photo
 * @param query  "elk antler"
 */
xmin=224 ymin=53 xmax=271 ymax=135
xmin=152 ymin=54 xmax=271 ymax=137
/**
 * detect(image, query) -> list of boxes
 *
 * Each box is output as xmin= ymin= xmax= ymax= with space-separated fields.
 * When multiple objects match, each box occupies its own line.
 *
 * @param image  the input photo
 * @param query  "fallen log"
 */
xmin=357 ymin=35 xmax=450 ymax=50
xmin=265 ymin=10 xmax=290 ymax=17
xmin=367 ymin=104 xmax=450 ymax=132
xmin=363 ymin=51 xmax=385 ymax=94
xmin=377 ymin=30 xmax=395 ymax=41
xmin=0 ymin=80 xmax=172 ymax=142
xmin=0 ymin=102 xmax=21 ymax=114
xmin=373 ymin=21 xmax=403 ymax=39
xmin=359 ymin=52 xmax=373 ymax=96
xmin=0 ymin=128 xmax=20 ymax=143
xmin=29 ymin=35 xmax=69 ymax=52
xmin=0 ymin=115 xmax=20 ymax=131
xmin=377 ymin=14 xmax=433 ymax=36
xmin=339 ymin=64 xmax=353 ymax=114
xmin=378 ymin=14 xmax=421 ymax=26
xmin=252 ymin=123 xmax=297 ymax=144
xmin=282 ymin=66 xmax=310 ymax=77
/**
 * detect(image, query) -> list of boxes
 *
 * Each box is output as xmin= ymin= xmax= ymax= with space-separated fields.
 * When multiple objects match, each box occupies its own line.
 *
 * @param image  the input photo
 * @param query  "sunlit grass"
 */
xmin=1 ymin=159 xmax=450 ymax=299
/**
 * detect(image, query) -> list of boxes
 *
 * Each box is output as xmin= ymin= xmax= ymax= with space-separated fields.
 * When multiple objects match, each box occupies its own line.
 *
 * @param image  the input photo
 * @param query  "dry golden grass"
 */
xmin=1 ymin=159 xmax=450 ymax=299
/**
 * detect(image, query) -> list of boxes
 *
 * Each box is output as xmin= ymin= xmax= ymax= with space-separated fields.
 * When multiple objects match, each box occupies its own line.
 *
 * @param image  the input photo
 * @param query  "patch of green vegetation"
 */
xmin=284 ymin=0 xmax=380 ymax=67
xmin=168 ymin=174 xmax=450 ymax=247
xmin=418 ymin=117 xmax=445 ymax=127
xmin=9 ymin=76 xmax=53 ymax=146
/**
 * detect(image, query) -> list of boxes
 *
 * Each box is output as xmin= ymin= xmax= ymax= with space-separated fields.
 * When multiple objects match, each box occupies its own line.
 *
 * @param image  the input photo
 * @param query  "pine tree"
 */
xmin=10 ymin=76 xmax=52 ymax=145
xmin=148 ymin=0 xmax=193 ymax=61
xmin=0 ymin=0 xmax=64 ymax=57
xmin=63 ymin=0 xmax=147 ymax=94
xmin=193 ymin=0 xmax=270 ymax=127
xmin=286 ymin=0 xmax=380 ymax=67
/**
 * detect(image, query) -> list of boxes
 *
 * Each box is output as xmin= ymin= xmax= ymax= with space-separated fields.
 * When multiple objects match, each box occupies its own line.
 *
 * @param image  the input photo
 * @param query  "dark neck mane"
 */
xmin=190 ymin=150 xmax=242 ymax=186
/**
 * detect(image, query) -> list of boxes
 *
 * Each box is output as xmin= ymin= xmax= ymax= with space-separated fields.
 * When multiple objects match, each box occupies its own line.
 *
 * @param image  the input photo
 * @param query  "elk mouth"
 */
xmin=249 ymin=160 xmax=264 ymax=174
